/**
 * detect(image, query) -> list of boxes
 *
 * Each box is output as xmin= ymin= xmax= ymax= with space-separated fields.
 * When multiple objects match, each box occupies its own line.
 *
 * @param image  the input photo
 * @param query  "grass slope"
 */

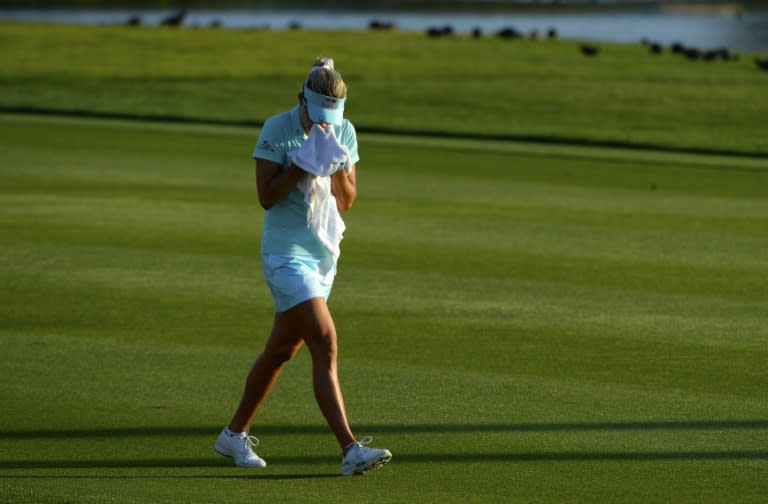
xmin=1 ymin=22 xmax=767 ymax=155
xmin=1 ymin=114 xmax=767 ymax=502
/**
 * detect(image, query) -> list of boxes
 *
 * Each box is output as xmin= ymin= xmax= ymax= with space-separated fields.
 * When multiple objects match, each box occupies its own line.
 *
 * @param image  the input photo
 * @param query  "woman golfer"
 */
xmin=214 ymin=57 xmax=391 ymax=476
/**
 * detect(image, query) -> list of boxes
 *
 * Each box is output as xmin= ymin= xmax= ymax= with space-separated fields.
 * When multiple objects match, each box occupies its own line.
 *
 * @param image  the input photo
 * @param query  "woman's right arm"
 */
xmin=255 ymin=159 xmax=306 ymax=210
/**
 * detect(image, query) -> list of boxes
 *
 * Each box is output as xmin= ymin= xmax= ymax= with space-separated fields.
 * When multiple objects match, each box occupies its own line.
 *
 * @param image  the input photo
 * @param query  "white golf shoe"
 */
xmin=341 ymin=436 xmax=392 ymax=476
xmin=214 ymin=428 xmax=267 ymax=468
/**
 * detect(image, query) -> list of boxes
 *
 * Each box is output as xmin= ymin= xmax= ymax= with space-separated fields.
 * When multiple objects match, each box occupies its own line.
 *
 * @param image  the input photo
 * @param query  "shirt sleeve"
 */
xmin=252 ymin=117 xmax=287 ymax=164
xmin=340 ymin=121 xmax=360 ymax=165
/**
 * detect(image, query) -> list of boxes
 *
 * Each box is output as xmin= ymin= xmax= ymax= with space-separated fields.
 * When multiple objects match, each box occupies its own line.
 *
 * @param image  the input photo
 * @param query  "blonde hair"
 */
xmin=305 ymin=56 xmax=347 ymax=99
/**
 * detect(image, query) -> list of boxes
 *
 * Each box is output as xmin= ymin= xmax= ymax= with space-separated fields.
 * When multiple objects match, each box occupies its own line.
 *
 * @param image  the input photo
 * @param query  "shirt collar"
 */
xmin=290 ymin=105 xmax=307 ymax=139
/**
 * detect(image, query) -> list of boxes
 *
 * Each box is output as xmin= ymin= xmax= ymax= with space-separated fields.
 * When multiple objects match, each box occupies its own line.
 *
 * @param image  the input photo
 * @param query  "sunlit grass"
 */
xmin=1 ymin=22 xmax=767 ymax=154
xmin=1 ymin=114 xmax=767 ymax=502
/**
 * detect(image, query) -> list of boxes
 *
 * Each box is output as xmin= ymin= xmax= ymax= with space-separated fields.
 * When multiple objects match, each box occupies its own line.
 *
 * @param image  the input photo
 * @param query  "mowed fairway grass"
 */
xmin=1 ymin=113 xmax=768 ymax=502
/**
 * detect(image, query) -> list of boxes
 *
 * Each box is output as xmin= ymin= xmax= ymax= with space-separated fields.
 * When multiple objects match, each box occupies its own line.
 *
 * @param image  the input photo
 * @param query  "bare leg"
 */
xmin=227 ymin=297 xmax=356 ymax=451
xmin=227 ymin=313 xmax=304 ymax=433
xmin=276 ymin=297 xmax=356 ymax=450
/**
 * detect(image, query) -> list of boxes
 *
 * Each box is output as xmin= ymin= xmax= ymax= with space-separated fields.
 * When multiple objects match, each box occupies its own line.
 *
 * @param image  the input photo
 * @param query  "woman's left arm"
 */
xmin=330 ymin=164 xmax=357 ymax=213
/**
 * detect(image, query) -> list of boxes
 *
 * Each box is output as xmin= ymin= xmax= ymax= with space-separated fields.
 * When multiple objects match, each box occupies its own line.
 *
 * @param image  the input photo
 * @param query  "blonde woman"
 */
xmin=214 ymin=57 xmax=391 ymax=476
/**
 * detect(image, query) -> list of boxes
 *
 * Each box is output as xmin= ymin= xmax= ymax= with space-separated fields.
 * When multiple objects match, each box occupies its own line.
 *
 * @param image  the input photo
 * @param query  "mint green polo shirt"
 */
xmin=252 ymin=105 xmax=360 ymax=257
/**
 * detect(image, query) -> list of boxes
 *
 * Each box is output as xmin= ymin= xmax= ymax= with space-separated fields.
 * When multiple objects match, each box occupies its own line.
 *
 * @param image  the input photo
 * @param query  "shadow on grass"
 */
xmin=0 ymin=472 xmax=341 ymax=480
xmin=4 ymin=106 xmax=767 ymax=159
xmin=1 ymin=420 xmax=767 ymax=473
xmin=1 ymin=450 xmax=768 ymax=472
xmin=2 ymin=419 xmax=767 ymax=440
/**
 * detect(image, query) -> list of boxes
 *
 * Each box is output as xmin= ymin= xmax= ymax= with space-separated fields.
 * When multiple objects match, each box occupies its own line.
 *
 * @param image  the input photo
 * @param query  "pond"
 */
xmin=1 ymin=4 xmax=767 ymax=53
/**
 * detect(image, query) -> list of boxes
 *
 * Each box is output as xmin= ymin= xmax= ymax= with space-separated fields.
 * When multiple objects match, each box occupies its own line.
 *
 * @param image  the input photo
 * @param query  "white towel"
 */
xmin=290 ymin=125 xmax=350 ymax=267
xmin=297 ymin=175 xmax=345 ymax=267
xmin=289 ymin=124 xmax=350 ymax=177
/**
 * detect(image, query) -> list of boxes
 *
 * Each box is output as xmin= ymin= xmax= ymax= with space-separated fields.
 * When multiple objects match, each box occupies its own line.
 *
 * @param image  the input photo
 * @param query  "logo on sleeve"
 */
xmin=257 ymin=140 xmax=275 ymax=152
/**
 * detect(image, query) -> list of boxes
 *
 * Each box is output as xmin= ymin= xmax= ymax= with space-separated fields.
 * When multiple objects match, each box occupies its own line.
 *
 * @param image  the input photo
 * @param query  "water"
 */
xmin=1 ymin=5 xmax=767 ymax=53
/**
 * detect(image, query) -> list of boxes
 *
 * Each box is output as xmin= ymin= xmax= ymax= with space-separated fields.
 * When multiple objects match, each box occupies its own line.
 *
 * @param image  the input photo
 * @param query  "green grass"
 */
xmin=1 ymin=113 xmax=767 ymax=502
xmin=1 ymin=22 xmax=767 ymax=155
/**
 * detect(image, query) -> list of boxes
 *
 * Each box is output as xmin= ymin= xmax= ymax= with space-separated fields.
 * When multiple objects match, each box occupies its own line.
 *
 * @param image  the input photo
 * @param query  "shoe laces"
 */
xmin=345 ymin=436 xmax=373 ymax=456
xmin=241 ymin=435 xmax=260 ymax=453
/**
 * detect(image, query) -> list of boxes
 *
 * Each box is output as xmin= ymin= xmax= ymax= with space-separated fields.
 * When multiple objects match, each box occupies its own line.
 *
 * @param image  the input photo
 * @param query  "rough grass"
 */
xmin=1 ymin=22 xmax=767 ymax=155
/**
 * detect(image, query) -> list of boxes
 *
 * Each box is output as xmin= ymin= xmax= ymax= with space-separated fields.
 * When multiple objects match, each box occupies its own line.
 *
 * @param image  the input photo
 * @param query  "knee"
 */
xmin=263 ymin=342 xmax=301 ymax=366
xmin=305 ymin=328 xmax=337 ymax=363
